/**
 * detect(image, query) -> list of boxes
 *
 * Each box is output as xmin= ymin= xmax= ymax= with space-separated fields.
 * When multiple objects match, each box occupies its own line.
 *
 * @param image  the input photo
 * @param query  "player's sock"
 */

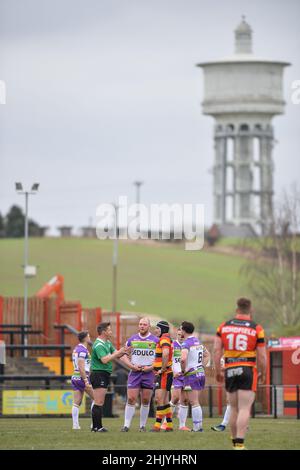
xmin=222 ymin=405 xmax=231 ymax=426
xmin=234 ymin=438 xmax=245 ymax=450
xmin=178 ymin=405 xmax=189 ymax=428
xmin=192 ymin=405 xmax=203 ymax=431
xmin=89 ymin=401 xmax=95 ymax=429
xmin=124 ymin=403 xmax=136 ymax=428
xmin=235 ymin=438 xmax=244 ymax=445
xmin=72 ymin=404 xmax=80 ymax=427
xmin=92 ymin=404 xmax=103 ymax=430
xmin=154 ymin=405 xmax=166 ymax=429
xmin=165 ymin=404 xmax=173 ymax=430
xmin=170 ymin=401 xmax=176 ymax=416
xmin=140 ymin=404 xmax=150 ymax=428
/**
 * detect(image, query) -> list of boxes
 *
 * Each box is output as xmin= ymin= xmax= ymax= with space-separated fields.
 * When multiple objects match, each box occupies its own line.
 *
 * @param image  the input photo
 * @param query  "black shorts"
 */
xmin=225 ymin=366 xmax=257 ymax=393
xmin=90 ymin=371 xmax=111 ymax=389
xmin=155 ymin=371 xmax=173 ymax=392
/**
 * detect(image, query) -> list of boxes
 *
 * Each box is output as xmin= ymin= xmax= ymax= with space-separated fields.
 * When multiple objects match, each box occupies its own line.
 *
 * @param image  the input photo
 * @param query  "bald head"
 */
xmin=138 ymin=317 xmax=151 ymax=336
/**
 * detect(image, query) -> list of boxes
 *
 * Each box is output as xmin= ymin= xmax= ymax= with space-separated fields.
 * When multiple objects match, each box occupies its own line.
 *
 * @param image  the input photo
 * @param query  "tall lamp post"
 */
xmin=15 ymin=182 xmax=39 ymax=357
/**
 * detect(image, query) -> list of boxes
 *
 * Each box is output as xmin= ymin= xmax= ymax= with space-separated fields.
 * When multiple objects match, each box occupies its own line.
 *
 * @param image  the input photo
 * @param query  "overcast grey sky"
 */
xmin=0 ymin=0 xmax=299 ymax=234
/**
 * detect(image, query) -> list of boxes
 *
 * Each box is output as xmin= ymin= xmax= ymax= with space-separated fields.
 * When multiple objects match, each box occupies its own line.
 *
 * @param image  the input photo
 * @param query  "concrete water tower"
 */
xmin=198 ymin=17 xmax=290 ymax=235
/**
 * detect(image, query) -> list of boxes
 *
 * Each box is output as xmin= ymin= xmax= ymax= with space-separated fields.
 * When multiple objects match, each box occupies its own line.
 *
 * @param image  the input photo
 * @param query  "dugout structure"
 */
xmin=267 ymin=337 xmax=300 ymax=417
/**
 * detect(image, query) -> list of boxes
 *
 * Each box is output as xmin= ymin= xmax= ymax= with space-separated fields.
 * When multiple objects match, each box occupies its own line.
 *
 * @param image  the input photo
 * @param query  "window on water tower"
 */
xmin=226 ymin=137 xmax=234 ymax=163
xmin=270 ymin=351 xmax=283 ymax=385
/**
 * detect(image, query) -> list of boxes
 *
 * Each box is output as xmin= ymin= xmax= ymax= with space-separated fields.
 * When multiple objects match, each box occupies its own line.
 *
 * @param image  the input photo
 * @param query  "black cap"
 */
xmin=156 ymin=320 xmax=169 ymax=336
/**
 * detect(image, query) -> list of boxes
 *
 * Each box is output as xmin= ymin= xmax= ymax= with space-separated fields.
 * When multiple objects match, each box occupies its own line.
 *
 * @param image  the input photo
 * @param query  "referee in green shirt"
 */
xmin=90 ymin=322 xmax=130 ymax=432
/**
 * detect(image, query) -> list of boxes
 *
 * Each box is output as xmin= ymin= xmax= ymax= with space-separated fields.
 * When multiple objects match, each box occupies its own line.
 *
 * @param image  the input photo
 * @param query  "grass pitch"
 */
xmin=0 ymin=417 xmax=299 ymax=450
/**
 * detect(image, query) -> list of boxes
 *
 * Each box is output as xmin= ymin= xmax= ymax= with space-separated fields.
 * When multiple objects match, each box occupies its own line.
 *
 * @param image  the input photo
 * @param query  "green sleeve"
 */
xmin=95 ymin=345 xmax=109 ymax=360
xmin=110 ymin=343 xmax=116 ymax=354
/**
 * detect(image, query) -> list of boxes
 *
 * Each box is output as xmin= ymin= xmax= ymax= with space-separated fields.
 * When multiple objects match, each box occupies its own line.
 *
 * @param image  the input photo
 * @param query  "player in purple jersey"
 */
xmin=71 ymin=331 xmax=94 ymax=430
xmin=180 ymin=321 xmax=210 ymax=432
xmin=120 ymin=317 xmax=159 ymax=432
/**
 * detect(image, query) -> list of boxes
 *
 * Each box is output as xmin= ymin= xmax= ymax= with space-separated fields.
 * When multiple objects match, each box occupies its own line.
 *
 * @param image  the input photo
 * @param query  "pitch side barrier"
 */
xmin=210 ymin=384 xmax=300 ymax=419
xmin=0 ymin=380 xmax=299 ymax=419
xmin=0 ymin=373 xmax=116 ymax=418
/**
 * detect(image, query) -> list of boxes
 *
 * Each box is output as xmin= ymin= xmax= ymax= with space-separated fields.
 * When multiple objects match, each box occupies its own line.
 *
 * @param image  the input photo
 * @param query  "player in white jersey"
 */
xmin=161 ymin=328 xmax=191 ymax=431
xmin=120 ymin=317 xmax=159 ymax=431
xmin=71 ymin=331 xmax=94 ymax=429
xmin=180 ymin=321 xmax=210 ymax=432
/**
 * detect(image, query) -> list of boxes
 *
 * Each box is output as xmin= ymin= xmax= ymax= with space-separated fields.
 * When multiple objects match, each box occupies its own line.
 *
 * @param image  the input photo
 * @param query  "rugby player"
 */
xmin=214 ymin=297 xmax=267 ymax=450
xmin=120 ymin=317 xmax=159 ymax=432
xmin=161 ymin=328 xmax=190 ymax=431
xmin=71 ymin=331 xmax=94 ymax=430
xmin=211 ymin=404 xmax=231 ymax=432
xmin=151 ymin=320 xmax=174 ymax=432
xmin=211 ymin=358 xmax=231 ymax=431
xmin=90 ymin=322 xmax=130 ymax=432
xmin=180 ymin=321 xmax=210 ymax=432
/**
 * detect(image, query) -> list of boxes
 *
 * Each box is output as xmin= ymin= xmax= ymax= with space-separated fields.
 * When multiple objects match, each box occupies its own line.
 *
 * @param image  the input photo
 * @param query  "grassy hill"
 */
xmin=0 ymin=238 xmax=248 ymax=330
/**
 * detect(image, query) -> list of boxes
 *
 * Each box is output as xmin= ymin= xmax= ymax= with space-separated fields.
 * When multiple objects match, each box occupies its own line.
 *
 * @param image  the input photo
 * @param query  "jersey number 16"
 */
xmin=226 ymin=333 xmax=248 ymax=351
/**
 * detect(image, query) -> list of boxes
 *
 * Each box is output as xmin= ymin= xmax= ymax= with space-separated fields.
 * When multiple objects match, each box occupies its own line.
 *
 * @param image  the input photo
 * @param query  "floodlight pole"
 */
xmin=23 ymin=191 xmax=29 ymax=357
xmin=16 ymin=183 xmax=39 ymax=358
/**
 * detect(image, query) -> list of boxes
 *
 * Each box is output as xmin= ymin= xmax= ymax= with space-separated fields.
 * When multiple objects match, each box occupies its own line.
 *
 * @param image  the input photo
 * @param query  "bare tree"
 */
xmin=242 ymin=184 xmax=300 ymax=335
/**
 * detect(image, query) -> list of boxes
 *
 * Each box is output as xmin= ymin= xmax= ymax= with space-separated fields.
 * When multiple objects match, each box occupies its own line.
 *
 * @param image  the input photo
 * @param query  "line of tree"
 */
xmin=241 ymin=184 xmax=300 ymax=336
xmin=0 ymin=205 xmax=43 ymax=238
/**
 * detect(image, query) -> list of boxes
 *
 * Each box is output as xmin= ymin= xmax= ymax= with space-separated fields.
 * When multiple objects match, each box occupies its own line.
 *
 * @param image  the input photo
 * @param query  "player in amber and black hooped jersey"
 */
xmin=214 ymin=297 xmax=267 ymax=450
xmin=151 ymin=321 xmax=174 ymax=432
xmin=119 ymin=317 xmax=159 ymax=432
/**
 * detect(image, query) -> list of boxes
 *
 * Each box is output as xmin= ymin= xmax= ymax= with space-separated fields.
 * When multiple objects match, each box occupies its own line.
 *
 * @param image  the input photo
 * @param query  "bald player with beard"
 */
xmin=120 ymin=317 xmax=159 ymax=432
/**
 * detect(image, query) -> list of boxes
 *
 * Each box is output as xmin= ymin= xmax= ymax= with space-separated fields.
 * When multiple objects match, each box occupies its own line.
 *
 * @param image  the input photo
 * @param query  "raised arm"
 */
xmin=100 ymin=346 xmax=130 ymax=364
xmin=119 ymin=350 xmax=141 ymax=371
